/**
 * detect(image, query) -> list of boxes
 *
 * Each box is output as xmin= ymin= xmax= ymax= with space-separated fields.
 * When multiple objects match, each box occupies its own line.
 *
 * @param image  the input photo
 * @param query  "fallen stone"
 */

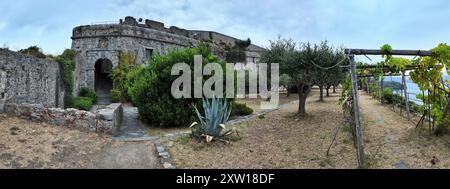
xmin=156 ymin=145 xmax=165 ymax=153
xmin=159 ymin=152 xmax=169 ymax=157
xmin=163 ymin=162 xmax=173 ymax=169
xmin=394 ymin=162 xmax=409 ymax=169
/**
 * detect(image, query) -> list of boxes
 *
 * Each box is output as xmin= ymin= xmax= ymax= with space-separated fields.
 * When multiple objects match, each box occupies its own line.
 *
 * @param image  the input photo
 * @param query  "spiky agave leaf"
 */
xmin=189 ymin=122 xmax=198 ymax=128
xmin=192 ymin=104 xmax=206 ymax=128
xmin=206 ymin=135 xmax=214 ymax=143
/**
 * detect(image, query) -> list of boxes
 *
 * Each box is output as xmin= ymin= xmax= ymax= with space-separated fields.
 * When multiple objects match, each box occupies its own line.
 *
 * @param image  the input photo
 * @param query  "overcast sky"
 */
xmin=1 ymin=0 xmax=450 ymax=62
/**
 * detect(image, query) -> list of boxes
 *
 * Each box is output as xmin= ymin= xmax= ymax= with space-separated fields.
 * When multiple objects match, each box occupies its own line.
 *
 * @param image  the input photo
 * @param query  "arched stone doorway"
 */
xmin=95 ymin=59 xmax=113 ymax=104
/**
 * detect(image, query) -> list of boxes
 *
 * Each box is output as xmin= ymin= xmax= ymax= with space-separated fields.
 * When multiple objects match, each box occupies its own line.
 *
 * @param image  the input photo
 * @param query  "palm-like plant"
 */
xmin=190 ymin=96 xmax=236 ymax=143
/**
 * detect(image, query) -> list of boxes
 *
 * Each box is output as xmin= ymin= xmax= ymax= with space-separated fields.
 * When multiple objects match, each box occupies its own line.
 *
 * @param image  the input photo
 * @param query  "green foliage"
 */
xmin=126 ymin=46 xmax=230 ymax=127
xmin=110 ymin=51 xmax=137 ymax=102
xmin=190 ymin=96 xmax=233 ymax=142
xmin=71 ymin=97 xmax=93 ymax=111
xmin=348 ymin=43 xmax=450 ymax=135
xmin=369 ymin=82 xmax=380 ymax=98
xmin=385 ymin=57 xmax=411 ymax=73
xmin=79 ymin=87 xmax=97 ymax=103
xmin=231 ymin=102 xmax=253 ymax=116
xmin=18 ymin=46 xmax=47 ymax=59
xmin=431 ymin=43 xmax=450 ymax=69
xmin=380 ymin=44 xmax=393 ymax=60
xmin=54 ymin=49 xmax=77 ymax=108
xmin=381 ymin=88 xmax=394 ymax=104
xmin=110 ymin=89 xmax=122 ymax=103
xmin=262 ymin=38 xmax=348 ymax=115
xmin=339 ymin=76 xmax=352 ymax=105
xmin=280 ymin=73 xmax=295 ymax=87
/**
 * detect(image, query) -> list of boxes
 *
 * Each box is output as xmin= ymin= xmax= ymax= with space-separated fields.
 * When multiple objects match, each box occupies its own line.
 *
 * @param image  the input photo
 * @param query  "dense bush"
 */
xmin=18 ymin=46 xmax=47 ymax=59
xmin=110 ymin=51 xmax=137 ymax=102
xmin=231 ymin=102 xmax=253 ymax=116
xmin=380 ymin=87 xmax=423 ymax=114
xmin=382 ymin=88 xmax=394 ymax=103
xmin=110 ymin=89 xmax=122 ymax=103
xmin=79 ymin=87 xmax=97 ymax=103
xmin=127 ymin=46 xmax=231 ymax=127
xmin=71 ymin=97 xmax=93 ymax=111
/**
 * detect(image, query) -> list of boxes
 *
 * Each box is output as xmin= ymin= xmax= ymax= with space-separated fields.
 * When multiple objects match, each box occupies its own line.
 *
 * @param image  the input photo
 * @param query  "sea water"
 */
xmin=379 ymin=75 xmax=450 ymax=105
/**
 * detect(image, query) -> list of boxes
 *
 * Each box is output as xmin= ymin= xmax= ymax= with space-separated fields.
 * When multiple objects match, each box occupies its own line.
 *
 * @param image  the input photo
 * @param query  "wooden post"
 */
xmin=380 ymin=77 xmax=384 ymax=104
xmin=349 ymin=55 xmax=365 ymax=168
xmin=402 ymin=71 xmax=410 ymax=120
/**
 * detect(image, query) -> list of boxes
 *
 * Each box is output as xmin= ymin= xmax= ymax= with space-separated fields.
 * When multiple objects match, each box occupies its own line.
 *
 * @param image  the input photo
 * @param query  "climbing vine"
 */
xmin=343 ymin=43 xmax=450 ymax=135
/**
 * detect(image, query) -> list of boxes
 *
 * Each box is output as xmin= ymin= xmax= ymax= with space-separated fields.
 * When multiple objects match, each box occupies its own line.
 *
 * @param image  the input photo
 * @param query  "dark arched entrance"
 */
xmin=95 ymin=59 xmax=113 ymax=104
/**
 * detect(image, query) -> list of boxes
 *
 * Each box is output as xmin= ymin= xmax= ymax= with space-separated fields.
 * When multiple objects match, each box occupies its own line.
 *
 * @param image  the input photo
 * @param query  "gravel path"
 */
xmin=359 ymin=92 xmax=450 ymax=168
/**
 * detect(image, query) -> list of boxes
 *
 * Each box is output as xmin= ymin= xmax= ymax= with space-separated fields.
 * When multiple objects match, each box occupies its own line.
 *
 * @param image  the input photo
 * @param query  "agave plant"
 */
xmin=190 ymin=95 xmax=235 ymax=143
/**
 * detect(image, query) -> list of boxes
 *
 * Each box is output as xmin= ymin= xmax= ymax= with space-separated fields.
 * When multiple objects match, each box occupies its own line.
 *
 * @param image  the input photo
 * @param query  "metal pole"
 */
xmin=349 ymin=55 xmax=365 ymax=168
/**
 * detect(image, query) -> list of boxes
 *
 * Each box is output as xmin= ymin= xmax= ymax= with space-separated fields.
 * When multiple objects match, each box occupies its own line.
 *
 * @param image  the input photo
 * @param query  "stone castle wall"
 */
xmin=0 ymin=49 xmax=65 ymax=112
xmin=71 ymin=17 xmax=266 ymax=94
xmin=71 ymin=21 xmax=199 ymax=94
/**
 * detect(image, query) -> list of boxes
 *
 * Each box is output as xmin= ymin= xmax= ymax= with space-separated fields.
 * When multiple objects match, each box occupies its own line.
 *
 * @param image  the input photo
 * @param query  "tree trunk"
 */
xmin=298 ymin=94 xmax=307 ymax=116
xmin=319 ymin=85 xmax=324 ymax=101
xmin=297 ymin=83 xmax=311 ymax=117
xmin=326 ymin=86 xmax=330 ymax=97
xmin=333 ymin=85 xmax=337 ymax=93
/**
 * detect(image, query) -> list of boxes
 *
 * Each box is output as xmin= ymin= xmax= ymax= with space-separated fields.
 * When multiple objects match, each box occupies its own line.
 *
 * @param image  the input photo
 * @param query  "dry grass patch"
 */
xmin=167 ymin=90 xmax=358 ymax=169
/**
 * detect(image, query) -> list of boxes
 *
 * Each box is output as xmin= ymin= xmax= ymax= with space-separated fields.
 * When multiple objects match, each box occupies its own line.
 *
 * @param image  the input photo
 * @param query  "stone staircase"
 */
xmin=113 ymin=104 xmax=156 ymax=142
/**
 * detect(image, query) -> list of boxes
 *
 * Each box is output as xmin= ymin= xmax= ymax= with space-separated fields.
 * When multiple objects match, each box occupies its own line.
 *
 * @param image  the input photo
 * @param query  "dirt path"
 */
xmin=0 ymin=114 xmax=160 ymax=169
xmin=359 ymin=92 xmax=450 ymax=168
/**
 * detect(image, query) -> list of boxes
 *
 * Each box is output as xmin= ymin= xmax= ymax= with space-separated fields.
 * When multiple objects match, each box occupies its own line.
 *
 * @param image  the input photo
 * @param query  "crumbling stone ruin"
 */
xmin=71 ymin=16 xmax=265 ymax=95
xmin=0 ymin=16 xmax=265 ymax=134
xmin=0 ymin=49 xmax=65 ymax=111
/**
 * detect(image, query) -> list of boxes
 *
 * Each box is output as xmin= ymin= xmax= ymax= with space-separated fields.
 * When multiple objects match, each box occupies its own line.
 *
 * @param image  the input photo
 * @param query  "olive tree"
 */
xmin=311 ymin=42 xmax=348 ymax=101
xmin=262 ymin=38 xmax=347 ymax=116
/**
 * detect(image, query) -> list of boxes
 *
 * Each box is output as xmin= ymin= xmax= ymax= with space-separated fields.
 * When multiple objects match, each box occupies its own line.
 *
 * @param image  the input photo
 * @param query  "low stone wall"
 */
xmin=96 ymin=103 xmax=123 ymax=136
xmin=4 ymin=103 xmax=123 ymax=135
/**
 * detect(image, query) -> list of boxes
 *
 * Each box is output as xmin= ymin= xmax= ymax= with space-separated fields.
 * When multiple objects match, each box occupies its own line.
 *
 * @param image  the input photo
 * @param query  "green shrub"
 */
xmin=79 ymin=87 xmax=97 ymax=103
xmin=111 ymin=51 xmax=137 ymax=102
xmin=231 ymin=102 xmax=253 ymax=116
xmin=127 ymin=46 xmax=232 ymax=127
xmin=110 ymin=88 xmax=122 ymax=103
xmin=18 ymin=46 xmax=47 ymax=59
xmin=410 ymin=102 xmax=422 ymax=113
xmin=71 ymin=97 xmax=93 ymax=111
xmin=382 ymin=88 xmax=393 ymax=104
xmin=55 ymin=49 xmax=77 ymax=109
xmin=64 ymin=95 xmax=75 ymax=109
